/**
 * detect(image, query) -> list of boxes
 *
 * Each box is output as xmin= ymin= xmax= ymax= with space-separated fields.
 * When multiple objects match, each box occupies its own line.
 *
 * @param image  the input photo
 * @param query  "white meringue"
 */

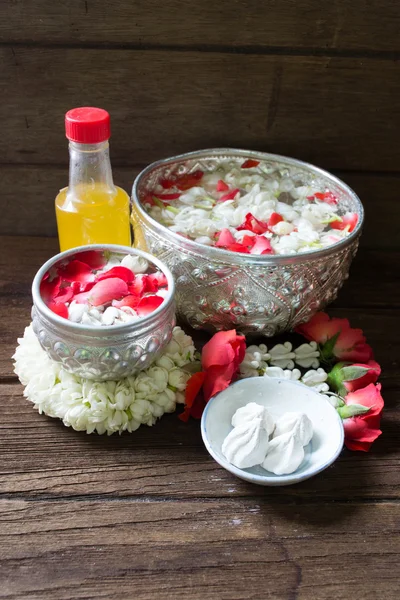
xmin=273 ymin=412 xmax=313 ymax=446
xmin=231 ymin=402 xmax=275 ymax=436
xmin=222 ymin=417 xmax=269 ymax=469
xmin=262 ymin=431 xmax=305 ymax=475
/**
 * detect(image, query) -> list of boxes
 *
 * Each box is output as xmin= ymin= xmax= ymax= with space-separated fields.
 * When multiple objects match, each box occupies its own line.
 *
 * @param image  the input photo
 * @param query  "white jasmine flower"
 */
xmin=264 ymin=367 xmax=301 ymax=381
xmin=268 ymin=342 xmax=296 ymax=369
xmin=294 ymin=341 xmax=320 ymax=368
xmin=168 ymin=368 xmax=190 ymax=391
xmin=14 ymin=324 xmax=196 ymax=435
xmin=301 ymin=368 xmax=329 ymax=393
xmin=121 ymin=254 xmax=149 ymax=274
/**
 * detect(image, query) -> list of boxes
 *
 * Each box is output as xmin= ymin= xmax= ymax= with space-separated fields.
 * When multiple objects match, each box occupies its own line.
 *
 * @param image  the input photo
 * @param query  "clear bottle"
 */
xmin=55 ymin=107 xmax=131 ymax=251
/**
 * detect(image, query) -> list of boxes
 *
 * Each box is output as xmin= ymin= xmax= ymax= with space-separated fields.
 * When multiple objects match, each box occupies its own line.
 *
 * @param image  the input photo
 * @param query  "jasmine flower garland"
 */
xmin=13 ymin=324 xmax=196 ymax=435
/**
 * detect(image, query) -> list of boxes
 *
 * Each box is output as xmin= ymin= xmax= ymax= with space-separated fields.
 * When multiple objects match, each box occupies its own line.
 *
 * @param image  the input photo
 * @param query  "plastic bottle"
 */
xmin=55 ymin=107 xmax=131 ymax=251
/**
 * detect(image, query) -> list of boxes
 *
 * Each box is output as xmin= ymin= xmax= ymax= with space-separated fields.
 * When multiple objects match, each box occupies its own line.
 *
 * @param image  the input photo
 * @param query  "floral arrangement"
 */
xmin=13 ymin=324 xmax=195 ymax=435
xmin=144 ymin=160 xmax=358 ymax=255
xmin=14 ymin=311 xmax=383 ymax=451
xmin=41 ymin=249 xmax=168 ymax=325
xmin=181 ymin=313 xmax=383 ymax=452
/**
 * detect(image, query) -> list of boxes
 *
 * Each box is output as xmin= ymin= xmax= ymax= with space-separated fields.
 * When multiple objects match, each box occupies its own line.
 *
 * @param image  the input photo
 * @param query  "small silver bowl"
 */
xmin=132 ymin=149 xmax=364 ymax=336
xmin=31 ymin=244 xmax=176 ymax=380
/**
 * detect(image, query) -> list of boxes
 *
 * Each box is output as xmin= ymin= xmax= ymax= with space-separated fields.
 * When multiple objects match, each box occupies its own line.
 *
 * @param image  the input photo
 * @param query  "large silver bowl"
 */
xmin=131 ymin=149 xmax=363 ymax=336
xmin=31 ymin=244 xmax=176 ymax=380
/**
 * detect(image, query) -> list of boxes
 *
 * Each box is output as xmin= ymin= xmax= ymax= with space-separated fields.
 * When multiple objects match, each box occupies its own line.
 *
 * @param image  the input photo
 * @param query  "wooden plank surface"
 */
xmin=1 ymin=498 xmax=399 ymax=600
xmin=2 ymin=47 xmax=399 ymax=172
xmin=0 ymin=0 xmax=399 ymax=53
xmin=1 ymin=166 xmax=400 ymax=245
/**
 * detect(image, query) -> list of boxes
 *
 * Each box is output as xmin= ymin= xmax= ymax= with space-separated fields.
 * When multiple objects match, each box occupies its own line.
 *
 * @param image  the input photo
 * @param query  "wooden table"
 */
xmin=1 ymin=236 xmax=399 ymax=599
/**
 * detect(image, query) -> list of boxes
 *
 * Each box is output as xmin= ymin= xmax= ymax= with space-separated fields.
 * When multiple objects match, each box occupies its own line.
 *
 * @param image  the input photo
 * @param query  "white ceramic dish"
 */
xmin=201 ymin=377 xmax=344 ymax=486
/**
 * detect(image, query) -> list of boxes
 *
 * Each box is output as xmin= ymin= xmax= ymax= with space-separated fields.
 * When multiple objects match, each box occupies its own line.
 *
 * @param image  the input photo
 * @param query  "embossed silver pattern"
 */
xmin=132 ymin=149 xmax=363 ymax=336
xmin=31 ymin=244 xmax=176 ymax=380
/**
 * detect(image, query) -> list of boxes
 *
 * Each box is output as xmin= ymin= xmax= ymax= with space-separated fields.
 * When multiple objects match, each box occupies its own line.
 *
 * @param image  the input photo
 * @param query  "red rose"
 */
xmin=295 ymin=312 xmax=373 ymax=363
xmin=341 ymin=383 xmax=384 ymax=451
xmin=180 ymin=330 xmax=246 ymax=421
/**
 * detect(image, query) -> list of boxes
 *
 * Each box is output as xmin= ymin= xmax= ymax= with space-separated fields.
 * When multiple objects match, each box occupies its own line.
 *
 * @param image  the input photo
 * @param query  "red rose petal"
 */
xmin=55 ymin=286 xmax=74 ymax=304
xmin=314 ymin=191 xmax=338 ymax=205
xmin=241 ymin=235 xmax=256 ymax=248
xmin=176 ymin=170 xmax=204 ymax=191
xmin=250 ymin=235 xmax=274 ymax=255
xmin=40 ymin=274 xmax=61 ymax=303
xmin=60 ymin=260 xmax=95 ymax=284
xmin=112 ymin=295 xmax=140 ymax=309
xmin=215 ymin=228 xmax=236 ymax=247
xmin=71 ymin=280 xmax=96 ymax=294
xmin=331 ymin=213 xmax=358 ymax=233
xmin=136 ymin=295 xmax=164 ymax=317
xmin=75 ymin=250 xmax=107 ymax=269
xmin=160 ymin=177 xmax=176 ymax=189
xmin=48 ymin=301 xmax=68 ymax=319
xmin=226 ymin=243 xmax=250 ymax=253
xmin=148 ymin=271 xmax=168 ymax=288
xmin=219 ymin=188 xmax=240 ymax=202
xmin=178 ymin=371 xmax=207 ymax=422
xmin=216 ymin=180 xmax=229 ymax=192
xmin=241 ymin=159 xmax=260 ymax=169
xmin=237 ymin=212 xmax=268 ymax=234
xmin=97 ymin=266 xmax=135 ymax=284
xmin=268 ymin=212 xmax=284 ymax=229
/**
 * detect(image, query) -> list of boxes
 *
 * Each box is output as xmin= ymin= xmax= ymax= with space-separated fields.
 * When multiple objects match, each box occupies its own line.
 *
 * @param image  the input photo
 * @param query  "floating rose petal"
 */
xmin=60 ymin=260 xmax=95 ymax=284
xmin=225 ymin=243 xmax=250 ymax=254
xmin=237 ymin=212 xmax=268 ymax=234
xmin=97 ymin=266 xmax=135 ymax=284
xmin=130 ymin=274 xmax=159 ymax=294
xmin=249 ymin=235 xmax=274 ymax=255
xmin=216 ymin=229 xmax=236 ymax=247
xmin=241 ymin=235 xmax=256 ymax=248
xmin=136 ymin=295 xmax=164 ymax=316
xmin=48 ymin=301 xmax=68 ymax=319
xmin=176 ymin=170 xmax=204 ymax=191
xmin=331 ymin=212 xmax=358 ymax=233
xmin=160 ymin=177 xmax=176 ymax=189
xmin=112 ymin=295 xmax=140 ymax=309
xmin=219 ymin=188 xmax=240 ymax=202
xmin=268 ymin=212 xmax=284 ymax=229
xmin=71 ymin=280 xmax=96 ymax=294
xmin=216 ymin=179 xmax=229 ymax=192
xmin=148 ymin=271 xmax=168 ymax=288
xmin=55 ymin=286 xmax=74 ymax=304
xmin=74 ymin=277 xmax=128 ymax=306
xmin=75 ymin=250 xmax=107 ymax=269
xmin=241 ymin=159 xmax=260 ymax=169
xmin=40 ymin=274 xmax=61 ymax=303
xmin=314 ymin=191 xmax=338 ymax=205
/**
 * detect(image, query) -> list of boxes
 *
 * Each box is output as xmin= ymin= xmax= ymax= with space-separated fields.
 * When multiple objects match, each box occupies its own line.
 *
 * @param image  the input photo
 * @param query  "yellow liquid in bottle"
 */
xmin=55 ymin=184 xmax=131 ymax=251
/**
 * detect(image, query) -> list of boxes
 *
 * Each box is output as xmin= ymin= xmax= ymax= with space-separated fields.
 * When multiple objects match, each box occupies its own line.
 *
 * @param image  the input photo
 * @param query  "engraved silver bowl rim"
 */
xmin=132 ymin=148 xmax=364 ymax=266
xmin=31 ymin=244 xmax=175 ymax=338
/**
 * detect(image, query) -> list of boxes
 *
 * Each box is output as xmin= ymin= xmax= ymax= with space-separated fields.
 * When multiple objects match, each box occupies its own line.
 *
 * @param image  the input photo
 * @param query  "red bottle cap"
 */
xmin=65 ymin=107 xmax=111 ymax=143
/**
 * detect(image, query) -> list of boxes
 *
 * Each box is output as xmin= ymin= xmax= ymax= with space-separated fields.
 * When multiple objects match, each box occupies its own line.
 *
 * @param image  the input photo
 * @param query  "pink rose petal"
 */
xmin=216 ymin=229 xmax=236 ymax=248
xmin=249 ymin=235 xmax=274 ymax=255
xmin=74 ymin=277 xmax=128 ymax=306
xmin=112 ymin=295 xmax=140 ymax=309
xmin=48 ymin=301 xmax=68 ymax=319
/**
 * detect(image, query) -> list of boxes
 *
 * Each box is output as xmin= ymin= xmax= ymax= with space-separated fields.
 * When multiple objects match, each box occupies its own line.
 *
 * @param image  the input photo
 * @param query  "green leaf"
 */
xmin=320 ymin=331 xmax=340 ymax=363
xmin=182 ymin=361 xmax=202 ymax=374
xmin=338 ymin=404 xmax=371 ymax=419
xmin=340 ymin=366 xmax=369 ymax=381
xmin=166 ymin=206 xmax=179 ymax=215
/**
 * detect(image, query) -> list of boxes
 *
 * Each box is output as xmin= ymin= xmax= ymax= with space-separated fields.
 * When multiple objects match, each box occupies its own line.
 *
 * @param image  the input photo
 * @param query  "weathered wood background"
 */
xmin=1 ymin=3 xmax=400 ymax=599
xmin=0 ymin=0 xmax=399 ymax=246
